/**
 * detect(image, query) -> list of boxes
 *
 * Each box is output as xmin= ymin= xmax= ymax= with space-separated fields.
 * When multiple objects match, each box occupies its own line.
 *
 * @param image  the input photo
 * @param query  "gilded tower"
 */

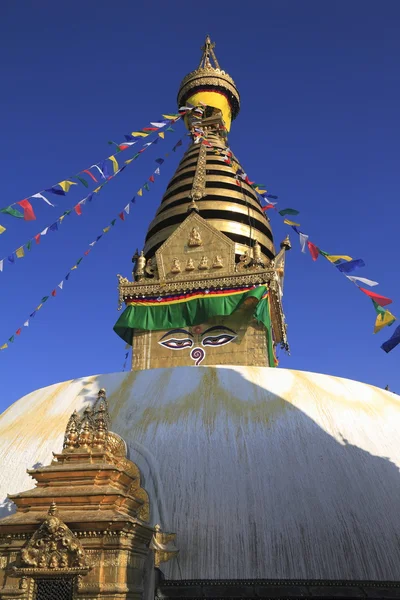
xmin=114 ymin=37 xmax=289 ymax=370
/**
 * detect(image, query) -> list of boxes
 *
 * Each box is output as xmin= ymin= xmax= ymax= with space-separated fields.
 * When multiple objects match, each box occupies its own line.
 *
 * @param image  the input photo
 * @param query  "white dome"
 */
xmin=0 ymin=366 xmax=399 ymax=581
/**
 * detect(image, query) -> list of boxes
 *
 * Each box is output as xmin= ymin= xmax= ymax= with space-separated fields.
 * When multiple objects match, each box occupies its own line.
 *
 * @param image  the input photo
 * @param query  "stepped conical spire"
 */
xmin=198 ymin=35 xmax=221 ymax=70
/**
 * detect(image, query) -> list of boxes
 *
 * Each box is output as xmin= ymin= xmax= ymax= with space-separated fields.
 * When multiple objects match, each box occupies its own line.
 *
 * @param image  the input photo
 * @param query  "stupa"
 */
xmin=1 ymin=37 xmax=400 ymax=600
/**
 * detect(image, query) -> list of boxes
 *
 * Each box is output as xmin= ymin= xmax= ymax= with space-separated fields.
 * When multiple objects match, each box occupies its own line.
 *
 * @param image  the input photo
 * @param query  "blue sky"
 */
xmin=0 ymin=0 xmax=399 ymax=411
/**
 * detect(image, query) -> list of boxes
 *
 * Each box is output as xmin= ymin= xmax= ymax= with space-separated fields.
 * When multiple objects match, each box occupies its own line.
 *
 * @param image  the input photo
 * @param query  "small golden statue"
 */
xmin=185 ymin=258 xmax=195 ymax=271
xmin=171 ymin=258 xmax=181 ymax=273
xmin=188 ymin=227 xmax=202 ymax=247
xmin=198 ymin=256 xmax=209 ymax=270
xmin=135 ymin=250 xmax=146 ymax=280
xmin=212 ymin=255 xmax=223 ymax=268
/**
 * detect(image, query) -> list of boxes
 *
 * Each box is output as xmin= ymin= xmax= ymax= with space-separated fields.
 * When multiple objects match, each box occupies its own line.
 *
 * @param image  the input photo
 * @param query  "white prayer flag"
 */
xmin=346 ymin=276 xmax=379 ymax=287
xmin=58 ymin=281 xmax=64 ymax=289
xmin=31 ymin=193 xmax=54 ymax=207
xmin=299 ymin=233 xmax=309 ymax=253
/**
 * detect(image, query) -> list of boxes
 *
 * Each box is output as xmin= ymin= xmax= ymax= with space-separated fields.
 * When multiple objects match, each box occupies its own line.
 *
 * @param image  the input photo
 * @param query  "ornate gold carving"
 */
xmin=198 ymin=256 xmax=209 ymax=270
xmin=170 ymin=258 xmax=181 ymax=273
xmin=188 ymin=227 xmax=202 ymax=247
xmin=236 ymin=252 xmax=252 ymax=270
xmin=150 ymin=525 xmax=178 ymax=567
xmin=189 ymin=143 xmax=207 ymax=202
xmin=135 ymin=251 xmax=146 ymax=281
xmin=20 ymin=503 xmax=87 ymax=570
xmin=212 ymin=255 xmax=223 ymax=268
xmin=185 ymin=258 xmax=195 ymax=271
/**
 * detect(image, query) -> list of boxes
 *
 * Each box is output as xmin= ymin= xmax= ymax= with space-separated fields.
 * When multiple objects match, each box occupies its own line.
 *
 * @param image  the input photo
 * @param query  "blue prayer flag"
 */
xmin=336 ymin=259 xmax=365 ymax=274
xmin=381 ymin=325 xmax=400 ymax=354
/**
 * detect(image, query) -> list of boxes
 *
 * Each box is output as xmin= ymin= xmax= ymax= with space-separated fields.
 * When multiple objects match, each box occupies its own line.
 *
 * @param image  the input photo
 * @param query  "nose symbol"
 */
xmin=190 ymin=347 xmax=205 ymax=365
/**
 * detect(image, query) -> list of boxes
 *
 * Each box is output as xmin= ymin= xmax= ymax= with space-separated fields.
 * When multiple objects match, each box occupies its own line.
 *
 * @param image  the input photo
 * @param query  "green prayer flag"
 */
xmin=143 ymin=182 xmax=150 ymax=191
xmin=41 ymin=296 xmax=49 ymax=303
xmin=76 ymin=257 xmax=83 ymax=265
xmin=0 ymin=206 xmax=24 ymax=219
xmin=133 ymin=153 xmax=140 ymax=160
xmin=278 ymin=208 xmax=300 ymax=217
xmin=166 ymin=126 xmax=174 ymax=132
xmin=76 ymin=175 xmax=88 ymax=188
xmin=8 ymin=336 xmax=14 ymax=343
xmin=26 ymin=240 xmax=32 ymax=251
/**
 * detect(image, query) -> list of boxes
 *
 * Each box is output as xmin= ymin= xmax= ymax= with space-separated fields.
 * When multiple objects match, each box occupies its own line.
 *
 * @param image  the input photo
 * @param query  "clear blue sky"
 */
xmin=0 ymin=0 xmax=399 ymax=412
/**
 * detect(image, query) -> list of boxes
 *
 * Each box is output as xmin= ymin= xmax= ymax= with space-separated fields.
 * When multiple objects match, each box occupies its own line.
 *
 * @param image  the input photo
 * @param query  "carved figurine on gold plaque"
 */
xmin=188 ymin=226 xmax=202 ymax=247
xmin=135 ymin=250 xmax=146 ymax=280
xmin=198 ymin=255 xmax=209 ymax=270
xmin=212 ymin=255 xmax=224 ymax=268
xmin=185 ymin=258 xmax=195 ymax=271
xmin=171 ymin=257 xmax=181 ymax=273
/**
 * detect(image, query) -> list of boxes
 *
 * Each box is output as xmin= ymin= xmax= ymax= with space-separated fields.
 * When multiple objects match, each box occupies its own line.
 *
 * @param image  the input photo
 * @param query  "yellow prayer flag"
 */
xmin=58 ymin=180 xmax=77 ymax=192
xmin=137 ymin=189 xmax=143 ymax=197
xmin=71 ymin=265 xmax=78 ymax=271
xmin=255 ymin=188 xmax=267 ymax=194
xmin=59 ymin=215 xmax=66 ymax=223
xmin=93 ymin=186 xmax=102 ymax=193
xmin=162 ymin=114 xmax=178 ymax=120
xmin=374 ymin=310 xmax=396 ymax=334
xmin=283 ymin=219 xmax=300 ymax=227
xmin=125 ymin=158 xmax=134 ymax=165
xmin=325 ymin=255 xmax=353 ymax=264
xmin=0 ymin=225 xmax=6 ymax=234
xmin=108 ymin=155 xmax=119 ymax=174
xmin=0 ymin=343 xmax=8 ymax=350
xmin=16 ymin=246 xmax=25 ymax=258
xmin=131 ymin=131 xmax=149 ymax=137
xmin=103 ymin=226 xmax=110 ymax=233
xmin=158 ymin=132 xmax=165 ymax=139
xmin=36 ymin=304 xmax=43 ymax=311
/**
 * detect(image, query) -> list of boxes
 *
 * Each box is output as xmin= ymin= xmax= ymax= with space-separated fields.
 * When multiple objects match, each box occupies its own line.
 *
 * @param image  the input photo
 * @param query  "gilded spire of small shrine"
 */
xmin=198 ymin=35 xmax=220 ymax=70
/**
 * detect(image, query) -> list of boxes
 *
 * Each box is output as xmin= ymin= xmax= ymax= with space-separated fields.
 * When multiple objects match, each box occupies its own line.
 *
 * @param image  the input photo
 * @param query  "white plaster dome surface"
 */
xmin=0 ymin=366 xmax=400 ymax=581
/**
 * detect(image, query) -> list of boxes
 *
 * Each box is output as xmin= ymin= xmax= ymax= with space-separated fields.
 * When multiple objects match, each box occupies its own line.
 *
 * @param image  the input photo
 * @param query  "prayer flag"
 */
xmin=155 ymin=158 xmax=164 ymax=165
xmin=24 ymin=320 xmax=29 ymax=327
xmin=16 ymin=247 xmax=24 ymax=258
xmin=76 ymin=257 xmax=83 ymax=265
xmin=346 ymin=276 xmax=379 ymax=287
xmin=103 ymin=226 xmax=110 ymax=233
xmin=336 ymin=259 xmax=365 ymax=273
xmin=124 ymin=134 xmax=135 ymax=141
xmin=26 ymin=240 xmax=32 ymax=251
xmin=111 ymin=219 xmax=116 ymax=226
xmin=283 ymin=219 xmax=300 ymax=227
xmin=162 ymin=114 xmax=179 ymax=120
xmin=307 ymin=241 xmax=319 ymax=261
xmin=84 ymin=250 xmax=90 ymax=256
xmin=324 ymin=254 xmax=353 ymax=264
xmin=42 ymin=296 xmax=49 ymax=303
xmin=74 ymin=204 xmax=82 ymax=216
xmin=359 ymin=287 xmax=392 ymax=306
xmin=279 ymin=208 xmax=300 ymax=217
xmin=149 ymin=175 xmax=155 ymax=183
xmin=17 ymin=199 xmax=36 ymax=220
xmin=137 ymin=189 xmax=143 ymax=197
xmin=8 ymin=255 xmax=15 ymax=264
xmin=0 ymin=344 xmax=7 ymax=350
xmin=34 ymin=234 xmax=40 ymax=244
xmin=36 ymin=304 xmax=43 ymax=311
xmin=0 ymin=225 xmax=5 ymax=234
xmin=46 ymin=187 xmax=65 ymax=196
xmin=109 ymin=155 xmax=119 ymax=174
xmin=8 ymin=336 xmax=14 ymax=343
xmin=83 ymin=169 xmax=97 ymax=182
xmin=381 ymin=325 xmax=400 ymax=353
xmin=143 ymin=127 xmax=158 ymax=132
xmin=0 ymin=260 xmax=3 ymax=271
xmin=125 ymin=158 xmax=134 ymax=164
xmin=16 ymin=329 xmax=21 ymax=336
xmin=119 ymin=212 xmax=125 ymax=221
xmin=65 ymin=273 xmax=71 ymax=280
xmin=90 ymin=165 xmax=105 ymax=179
xmin=143 ymin=183 xmax=150 ymax=191
xmin=299 ymin=232 xmax=309 ymax=253
xmin=131 ymin=131 xmax=149 ymax=137
xmin=131 ymin=196 xmax=136 ymax=204
xmin=158 ymin=132 xmax=165 ymax=139
xmin=373 ymin=301 xmax=396 ymax=334
xmin=76 ymin=175 xmax=88 ymax=188
xmin=0 ymin=206 xmax=24 ymax=219
xmin=58 ymin=281 xmax=64 ymax=289
xmin=49 ymin=222 xmax=58 ymax=232
xmin=262 ymin=204 xmax=276 ymax=211
xmin=31 ymin=193 xmax=54 ymax=206
xmin=155 ymin=167 xmax=160 ymax=175
xmin=150 ymin=121 xmax=167 ymax=128
xmin=124 ymin=204 xmax=130 ymax=214
xmin=58 ymin=180 xmax=77 ymax=192
xmin=71 ymin=265 xmax=77 ymax=271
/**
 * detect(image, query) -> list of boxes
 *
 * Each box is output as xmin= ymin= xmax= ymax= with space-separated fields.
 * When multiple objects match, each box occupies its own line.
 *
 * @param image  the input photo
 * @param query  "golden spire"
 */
xmin=199 ymin=35 xmax=220 ymax=70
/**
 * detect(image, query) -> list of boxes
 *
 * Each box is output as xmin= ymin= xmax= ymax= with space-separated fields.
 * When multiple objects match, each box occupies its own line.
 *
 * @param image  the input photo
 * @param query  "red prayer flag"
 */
xmin=74 ymin=204 xmax=82 ymax=216
xmin=17 ymin=199 xmax=36 ymax=221
xmin=51 ymin=289 xmax=56 ymax=297
xmin=16 ymin=328 xmax=21 ymax=335
xmin=34 ymin=234 xmax=41 ymax=244
xmin=84 ymin=250 xmax=90 ymax=256
xmin=83 ymin=169 xmax=97 ymax=182
xmin=118 ymin=144 xmax=129 ymax=151
xmin=359 ymin=287 xmax=392 ymax=307
xmin=142 ymin=127 xmax=158 ymax=131
xmin=307 ymin=241 xmax=319 ymax=261
xmin=149 ymin=175 xmax=155 ymax=183
xmin=262 ymin=204 xmax=275 ymax=211
xmin=119 ymin=212 xmax=125 ymax=221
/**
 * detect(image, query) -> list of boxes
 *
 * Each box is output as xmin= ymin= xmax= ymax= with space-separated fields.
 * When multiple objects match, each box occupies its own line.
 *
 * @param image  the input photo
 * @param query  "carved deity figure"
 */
xmin=185 ymin=258 xmax=195 ymax=271
xmin=198 ymin=256 xmax=209 ymax=270
xmin=171 ymin=258 xmax=181 ymax=274
xmin=212 ymin=255 xmax=223 ymax=268
xmin=135 ymin=251 xmax=146 ymax=280
xmin=188 ymin=227 xmax=202 ymax=247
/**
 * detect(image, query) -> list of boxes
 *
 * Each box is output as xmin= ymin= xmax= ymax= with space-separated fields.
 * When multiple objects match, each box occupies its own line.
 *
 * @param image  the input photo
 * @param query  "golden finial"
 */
xmin=187 ymin=198 xmax=199 ymax=213
xmin=280 ymin=235 xmax=292 ymax=252
xmin=199 ymin=35 xmax=220 ymax=70
xmin=48 ymin=502 xmax=58 ymax=516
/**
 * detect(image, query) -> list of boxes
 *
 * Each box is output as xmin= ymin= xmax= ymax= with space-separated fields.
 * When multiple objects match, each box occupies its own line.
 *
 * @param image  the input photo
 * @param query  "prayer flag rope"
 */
xmin=0 ymin=126 xmax=178 ymax=273
xmin=0 ymin=137 xmax=187 ymax=353
xmin=0 ymin=109 xmax=189 ymax=232
xmin=232 ymin=158 xmax=398 ymax=353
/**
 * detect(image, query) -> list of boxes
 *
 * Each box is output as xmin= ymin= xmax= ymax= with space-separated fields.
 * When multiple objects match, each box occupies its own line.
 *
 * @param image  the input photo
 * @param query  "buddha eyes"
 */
xmin=202 ymin=334 xmax=236 ymax=347
xmin=159 ymin=338 xmax=193 ymax=350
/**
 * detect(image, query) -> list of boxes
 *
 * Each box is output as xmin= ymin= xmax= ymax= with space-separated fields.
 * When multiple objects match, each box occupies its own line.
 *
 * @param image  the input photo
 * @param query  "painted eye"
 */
xmin=159 ymin=338 xmax=193 ymax=350
xmin=202 ymin=334 xmax=236 ymax=347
